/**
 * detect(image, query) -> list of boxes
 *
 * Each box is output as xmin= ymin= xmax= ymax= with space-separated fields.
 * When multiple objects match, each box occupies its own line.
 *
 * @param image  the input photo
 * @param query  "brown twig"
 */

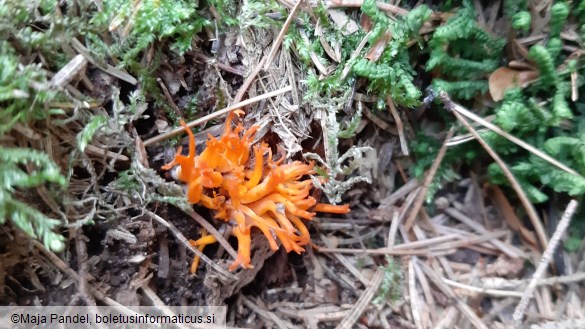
xmin=263 ymin=0 xmax=304 ymax=71
xmin=145 ymin=210 xmax=237 ymax=280
xmin=185 ymin=208 xmax=239 ymax=261
xmin=387 ymin=96 xmax=410 ymax=155
xmin=71 ymin=38 xmax=137 ymax=85
xmin=193 ymin=51 xmax=245 ymax=76
xmin=157 ymin=77 xmax=182 ymax=118
xmin=438 ymin=91 xmax=549 ymax=250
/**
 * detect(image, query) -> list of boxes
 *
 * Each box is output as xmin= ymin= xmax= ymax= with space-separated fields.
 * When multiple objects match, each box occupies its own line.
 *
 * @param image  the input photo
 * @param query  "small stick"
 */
xmin=233 ymin=56 xmax=267 ymax=104
xmin=438 ymin=92 xmax=548 ymax=250
xmin=512 ymin=200 xmax=579 ymax=325
xmin=403 ymin=128 xmax=454 ymax=230
xmin=193 ymin=52 xmax=245 ymax=76
xmin=185 ymin=208 xmax=239 ymax=261
xmin=157 ymin=77 xmax=182 ymax=118
xmin=143 ymin=85 xmax=292 ymax=146
xmin=263 ymin=0 xmax=304 ymax=71
xmin=71 ymin=38 xmax=137 ymax=85
xmin=145 ymin=210 xmax=237 ymax=280
xmin=387 ymin=96 xmax=409 ymax=155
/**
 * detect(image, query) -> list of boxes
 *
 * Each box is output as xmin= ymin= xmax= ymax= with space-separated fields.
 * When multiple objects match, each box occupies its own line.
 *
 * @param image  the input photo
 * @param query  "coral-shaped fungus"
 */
xmin=163 ymin=110 xmax=350 ymax=272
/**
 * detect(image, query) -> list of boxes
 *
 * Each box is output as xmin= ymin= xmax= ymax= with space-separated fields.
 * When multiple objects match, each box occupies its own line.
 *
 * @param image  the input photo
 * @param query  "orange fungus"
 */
xmin=163 ymin=111 xmax=350 ymax=272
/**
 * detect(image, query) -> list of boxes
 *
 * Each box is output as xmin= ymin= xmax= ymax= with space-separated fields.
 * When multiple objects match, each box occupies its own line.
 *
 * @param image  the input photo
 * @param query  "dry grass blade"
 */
xmin=464 ymin=272 xmax=585 ymax=292
xmin=387 ymin=96 xmax=409 ymax=156
xmin=300 ymin=29 xmax=330 ymax=75
xmin=71 ymin=38 xmax=137 ymax=85
xmin=319 ymin=234 xmax=371 ymax=286
xmin=488 ymin=185 xmax=537 ymax=246
xmin=416 ymin=260 xmax=489 ymax=329
xmin=442 ymin=278 xmax=525 ymax=298
xmin=403 ymin=128 xmax=454 ymax=231
xmin=234 ymin=56 xmax=267 ymax=104
xmin=444 ymin=207 xmax=526 ymax=258
xmin=439 ymin=91 xmax=582 ymax=179
xmin=185 ymin=209 xmax=239 ymax=261
xmin=438 ymin=91 xmax=548 ymax=250
xmin=513 ymin=200 xmax=579 ymax=325
xmin=335 ymin=268 xmax=385 ymax=329
xmin=378 ymin=178 xmax=419 ymax=209
xmin=263 ymin=0 xmax=304 ymax=71
xmin=432 ymin=230 xmax=509 ymax=250
xmin=242 ymin=295 xmax=295 ymax=329
xmin=409 ymin=260 xmax=423 ymax=329
xmin=50 ymin=54 xmax=88 ymax=88
xmin=145 ymin=210 xmax=237 ymax=280
xmin=143 ymin=85 xmax=292 ymax=146
xmin=341 ymin=31 xmax=372 ymax=79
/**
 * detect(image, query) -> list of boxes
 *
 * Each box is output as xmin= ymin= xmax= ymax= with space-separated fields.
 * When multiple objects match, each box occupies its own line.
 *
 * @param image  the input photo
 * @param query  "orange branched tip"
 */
xmin=163 ymin=110 xmax=350 ymax=272
xmin=313 ymin=203 xmax=350 ymax=214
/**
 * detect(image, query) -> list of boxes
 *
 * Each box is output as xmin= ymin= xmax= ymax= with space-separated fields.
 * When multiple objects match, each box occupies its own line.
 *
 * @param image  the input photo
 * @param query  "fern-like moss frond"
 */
xmin=512 ymin=11 xmax=531 ymax=32
xmin=431 ymin=79 xmax=488 ymax=100
xmin=550 ymin=2 xmax=569 ymax=37
xmin=529 ymin=44 xmax=557 ymax=88
xmin=0 ymin=147 xmax=67 ymax=251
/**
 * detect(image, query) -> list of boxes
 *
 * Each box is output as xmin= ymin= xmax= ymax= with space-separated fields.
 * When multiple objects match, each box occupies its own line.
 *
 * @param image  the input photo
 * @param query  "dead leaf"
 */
xmin=328 ymin=9 xmax=359 ymax=35
xmin=360 ymin=13 xmax=372 ymax=32
xmin=488 ymin=67 xmax=538 ymax=101
xmin=365 ymin=31 xmax=392 ymax=62
xmin=486 ymin=185 xmax=537 ymax=247
xmin=316 ymin=22 xmax=341 ymax=63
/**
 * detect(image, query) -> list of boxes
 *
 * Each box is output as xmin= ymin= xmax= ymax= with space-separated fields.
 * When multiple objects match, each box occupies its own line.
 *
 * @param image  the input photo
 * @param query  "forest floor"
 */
xmin=2 ymin=1 xmax=585 ymax=328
